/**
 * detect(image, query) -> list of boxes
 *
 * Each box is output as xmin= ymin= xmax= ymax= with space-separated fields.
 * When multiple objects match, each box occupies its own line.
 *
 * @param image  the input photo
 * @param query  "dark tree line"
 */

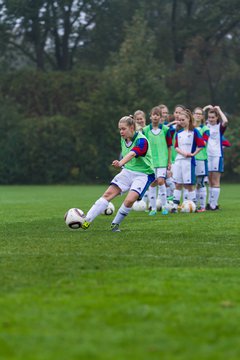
xmin=0 ymin=0 xmax=239 ymax=183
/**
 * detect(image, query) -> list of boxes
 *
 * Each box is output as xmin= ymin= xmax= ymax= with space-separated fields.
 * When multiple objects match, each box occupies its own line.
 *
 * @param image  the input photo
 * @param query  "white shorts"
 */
xmin=173 ymin=158 xmax=196 ymax=185
xmin=111 ymin=168 xmax=155 ymax=199
xmin=155 ymin=167 xmax=167 ymax=179
xmin=208 ymin=156 xmax=224 ymax=172
xmin=195 ymin=159 xmax=208 ymax=177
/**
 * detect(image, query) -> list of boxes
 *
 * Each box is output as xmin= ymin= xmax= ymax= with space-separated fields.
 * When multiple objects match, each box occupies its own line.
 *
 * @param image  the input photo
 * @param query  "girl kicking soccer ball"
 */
xmin=81 ymin=115 xmax=155 ymax=232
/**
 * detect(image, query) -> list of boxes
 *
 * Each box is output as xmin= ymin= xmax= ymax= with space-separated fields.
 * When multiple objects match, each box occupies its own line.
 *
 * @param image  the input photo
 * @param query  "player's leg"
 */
xmin=111 ymin=172 xmax=154 ymax=231
xmin=148 ymin=179 xmax=158 ymax=215
xmin=156 ymin=168 xmax=168 ymax=215
xmin=209 ymin=172 xmax=221 ymax=210
xmin=81 ymin=184 xmax=121 ymax=229
xmin=196 ymin=175 xmax=207 ymax=211
xmin=208 ymin=157 xmax=223 ymax=210
xmin=172 ymin=160 xmax=183 ymax=212
xmin=82 ymin=169 xmax=130 ymax=229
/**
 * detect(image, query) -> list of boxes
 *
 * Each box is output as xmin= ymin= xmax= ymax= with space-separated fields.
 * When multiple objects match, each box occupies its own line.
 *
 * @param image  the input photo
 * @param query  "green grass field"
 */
xmin=0 ymin=184 xmax=240 ymax=360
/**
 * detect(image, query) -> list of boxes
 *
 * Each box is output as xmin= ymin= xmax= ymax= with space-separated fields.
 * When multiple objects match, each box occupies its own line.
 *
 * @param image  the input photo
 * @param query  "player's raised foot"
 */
xmin=110 ymin=223 xmax=121 ymax=232
xmin=81 ymin=220 xmax=91 ymax=230
xmin=161 ymin=207 xmax=169 ymax=215
xmin=148 ymin=210 xmax=157 ymax=216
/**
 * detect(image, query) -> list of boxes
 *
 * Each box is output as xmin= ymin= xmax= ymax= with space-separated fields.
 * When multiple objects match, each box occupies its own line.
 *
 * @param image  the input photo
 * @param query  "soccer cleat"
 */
xmin=196 ymin=208 xmax=206 ymax=213
xmin=171 ymin=208 xmax=178 ymax=213
xmin=148 ymin=210 xmax=157 ymax=216
xmin=110 ymin=223 xmax=121 ymax=232
xmin=161 ymin=207 xmax=169 ymax=215
xmin=81 ymin=220 xmax=91 ymax=230
xmin=167 ymin=196 xmax=174 ymax=201
xmin=209 ymin=206 xmax=217 ymax=211
xmin=206 ymin=203 xmax=211 ymax=210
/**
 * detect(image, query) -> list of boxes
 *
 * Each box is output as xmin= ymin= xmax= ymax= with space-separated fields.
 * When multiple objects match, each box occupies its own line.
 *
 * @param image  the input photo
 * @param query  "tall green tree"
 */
xmin=0 ymin=0 xmax=107 ymax=70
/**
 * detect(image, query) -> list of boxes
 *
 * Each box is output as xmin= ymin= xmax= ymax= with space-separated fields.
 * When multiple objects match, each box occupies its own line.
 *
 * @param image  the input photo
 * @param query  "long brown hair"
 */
xmin=180 ymin=109 xmax=195 ymax=131
xmin=208 ymin=109 xmax=220 ymax=124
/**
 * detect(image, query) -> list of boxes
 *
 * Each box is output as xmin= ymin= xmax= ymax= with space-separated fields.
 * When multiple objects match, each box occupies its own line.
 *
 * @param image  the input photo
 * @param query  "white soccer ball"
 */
xmin=64 ymin=208 xmax=85 ymax=229
xmin=132 ymin=199 xmax=147 ymax=211
xmin=156 ymin=198 xmax=162 ymax=211
xmin=102 ymin=202 xmax=115 ymax=215
xmin=181 ymin=200 xmax=196 ymax=213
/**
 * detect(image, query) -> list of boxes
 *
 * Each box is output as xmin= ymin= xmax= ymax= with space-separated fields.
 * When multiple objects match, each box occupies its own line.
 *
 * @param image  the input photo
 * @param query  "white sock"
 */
xmin=143 ymin=190 xmax=149 ymax=205
xmin=158 ymin=184 xmax=167 ymax=207
xmin=86 ymin=197 xmax=108 ymax=222
xmin=148 ymin=186 xmax=157 ymax=211
xmin=166 ymin=186 xmax=171 ymax=197
xmin=188 ymin=190 xmax=196 ymax=203
xmin=173 ymin=189 xmax=181 ymax=207
xmin=112 ymin=204 xmax=131 ymax=225
xmin=208 ymin=187 xmax=213 ymax=205
xmin=211 ymin=187 xmax=220 ymax=208
xmin=196 ymin=188 xmax=200 ymax=205
xmin=166 ymin=177 xmax=175 ymax=196
xmin=183 ymin=189 xmax=188 ymax=201
xmin=199 ymin=187 xmax=207 ymax=209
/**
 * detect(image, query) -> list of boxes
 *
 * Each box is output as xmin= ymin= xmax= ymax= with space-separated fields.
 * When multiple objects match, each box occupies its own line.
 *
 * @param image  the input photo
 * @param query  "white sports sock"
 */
xmin=158 ymin=184 xmax=167 ymax=207
xmin=208 ymin=187 xmax=213 ymax=205
xmin=112 ymin=204 xmax=131 ymax=225
xmin=148 ymin=186 xmax=157 ymax=211
xmin=86 ymin=197 xmax=108 ymax=222
xmin=173 ymin=189 xmax=181 ymax=203
xmin=199 ymin=187 xmax=207 ymax=209
xmin=183 ymin=188 xmax=188 ymax=201
xmin=143 ymin=190 xmax=149 ymax=205
xmin=196 ymin=188 xmax=200 ymax=205
xmin=188 ymin=190 xmax=196 ymax=203
xmin=166 ymin=177 xmax=175 ymax=196
xmin=211 ymin=187 xmax=220 ymax=208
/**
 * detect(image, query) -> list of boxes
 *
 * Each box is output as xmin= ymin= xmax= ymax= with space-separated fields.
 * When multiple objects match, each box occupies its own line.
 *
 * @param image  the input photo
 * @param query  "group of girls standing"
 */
xmin=80 ymin=104 xmax=228 ymax=232
xmin=134 ymin=104 xmax=229 ymax=213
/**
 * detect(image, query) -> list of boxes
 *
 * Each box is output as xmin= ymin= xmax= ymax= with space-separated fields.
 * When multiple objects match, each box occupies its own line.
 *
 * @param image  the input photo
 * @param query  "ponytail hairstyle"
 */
xmin=180 ymin=109 xmax=195 ymax=131
xmin=119 ymin=115 xmax=136 ymax=130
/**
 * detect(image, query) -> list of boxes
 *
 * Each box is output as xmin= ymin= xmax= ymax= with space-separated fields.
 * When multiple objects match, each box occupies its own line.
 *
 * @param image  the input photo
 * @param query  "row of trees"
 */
xmin=0 ymin=0 xmax=239 ymax=183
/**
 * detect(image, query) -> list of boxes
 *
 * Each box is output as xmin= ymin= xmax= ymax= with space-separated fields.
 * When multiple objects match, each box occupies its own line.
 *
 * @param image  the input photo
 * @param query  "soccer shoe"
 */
xmin=171 ymin=208 xmax=177 ymax=213
xmin=161 ymin=207 xmax=169 ymax=215
xmin=110 ymin=223 xmax=121 ymax=232
xmin=206 ymin=203 xmax=211 ymax=210
xmin=148 ymin=210 xmax=157 ymax=216
xmin=209 ymin=206 xmax=218 ymax=211
xmin=81 ymin=220 xmax=91 ymax=230
xmin=196 ymin=208 xmax=206 ymax=213
xmin=167 ymin=196 xmax=174 ymax=201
